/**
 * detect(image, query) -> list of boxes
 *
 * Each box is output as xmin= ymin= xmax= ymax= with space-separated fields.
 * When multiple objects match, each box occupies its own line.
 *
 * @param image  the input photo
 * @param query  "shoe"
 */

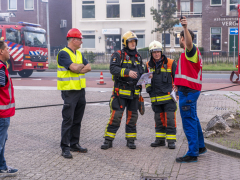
xmin=101 ymin=139 xmax=112 ymax=150
xmin=199 ymin=147 xmax=207 ymax=155
xmin=150 ymin=139 xmax=165 ymax=147
xmin=0 ymin=166 xmax=18 ymax=176
xmin=126 ymin=139 xmax=136 ymax=149
xmin=176 ymin=155 xmax=198 ymax=163
xmin=70 ymin=144 xmax=88 ymax=153
xmin=168 ymin=142 xmax=175 ymax=149
xmin=61 ymin=150 xmax=73 ymax=159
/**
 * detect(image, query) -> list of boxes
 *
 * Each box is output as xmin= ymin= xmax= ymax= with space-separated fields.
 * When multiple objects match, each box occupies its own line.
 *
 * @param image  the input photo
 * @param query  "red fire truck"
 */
xmin=1 ymin=21 xmax=48 ymax=77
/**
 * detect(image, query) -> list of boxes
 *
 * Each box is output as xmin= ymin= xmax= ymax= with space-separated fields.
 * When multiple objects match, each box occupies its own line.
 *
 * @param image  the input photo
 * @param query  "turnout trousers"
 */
xmin=179 ymin=91 xmax=205 ymax=157
xmin=152 ymin=102 xmax=177 ymax=142
xmin=60 ymin=89 xmax=86 ymax=151
xmin=104 ymin=95 xmax=138 ymax=140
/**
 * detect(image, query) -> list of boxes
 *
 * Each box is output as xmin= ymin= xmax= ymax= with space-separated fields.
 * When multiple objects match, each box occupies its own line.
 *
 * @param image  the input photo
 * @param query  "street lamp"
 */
xmin=42 ymin=0 xmax=51 ymax=63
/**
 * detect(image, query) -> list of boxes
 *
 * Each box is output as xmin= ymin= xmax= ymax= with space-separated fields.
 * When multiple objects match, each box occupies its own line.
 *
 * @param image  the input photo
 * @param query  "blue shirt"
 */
xmin=58 ymin=47 xmax=88 ymax=70
xmin=0 ymin=60 xmax=7 ymax=87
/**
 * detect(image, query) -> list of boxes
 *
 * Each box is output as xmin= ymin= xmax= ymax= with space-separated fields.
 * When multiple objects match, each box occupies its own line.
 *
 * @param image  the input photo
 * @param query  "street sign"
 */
xmin=230 ymin=28 xmax=238 ymax=35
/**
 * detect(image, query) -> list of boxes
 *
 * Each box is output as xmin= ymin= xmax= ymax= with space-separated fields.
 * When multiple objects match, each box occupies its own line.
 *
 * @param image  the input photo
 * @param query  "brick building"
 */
xmin=202 ymin=0 xmax=238 ymax=53
xmin=158 ymin=0 xmax=202 ymax=52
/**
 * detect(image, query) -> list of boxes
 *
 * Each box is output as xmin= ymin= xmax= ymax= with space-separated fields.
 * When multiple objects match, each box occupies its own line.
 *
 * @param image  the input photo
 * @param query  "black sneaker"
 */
xmin=0 ymin=166 xmax=18 ymax=176
xmin=199 ymin=147 xmax=207 ymax=155
xmin=176 ymin=155 xmax=198 ymax=163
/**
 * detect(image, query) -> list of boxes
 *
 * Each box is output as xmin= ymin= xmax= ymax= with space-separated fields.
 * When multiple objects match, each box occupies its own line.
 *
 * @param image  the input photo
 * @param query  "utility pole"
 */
xmin=42 ymin=0 xmax=50 ymax=62
xmin=37 ymin=0 xmax=39 ymax=24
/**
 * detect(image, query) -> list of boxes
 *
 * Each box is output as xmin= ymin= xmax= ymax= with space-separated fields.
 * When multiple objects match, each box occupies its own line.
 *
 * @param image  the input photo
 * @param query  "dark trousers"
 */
xmin=60 ymin=89 xmax=86 ymax=151
xmin=152 ymin=102 xmax=177 ymax=142
xmin=104 ymin=95 xmax=138 ymax=140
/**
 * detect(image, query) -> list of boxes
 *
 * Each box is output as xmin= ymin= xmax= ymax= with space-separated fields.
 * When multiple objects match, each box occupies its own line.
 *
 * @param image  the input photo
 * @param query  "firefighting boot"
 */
xmin=150 ymin=139 xmax=166 ymax=147
xmin=126 ymin=139 xmax=136 ymax=149
xmin=168 ymin=142 xmax=175 ymax=149
xmin=101 ymin=139 xmax=112 ymax=150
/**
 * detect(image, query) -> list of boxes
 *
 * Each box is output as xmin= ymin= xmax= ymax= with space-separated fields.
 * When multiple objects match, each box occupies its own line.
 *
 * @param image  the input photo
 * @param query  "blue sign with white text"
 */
xmin=230 ymin=28 xmax=238 ymax=35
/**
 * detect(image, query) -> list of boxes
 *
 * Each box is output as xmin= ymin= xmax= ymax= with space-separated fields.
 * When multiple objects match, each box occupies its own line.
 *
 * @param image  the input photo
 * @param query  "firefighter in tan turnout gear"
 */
xmin=145 ymin=40 xmax=177 ymax=149
xmin=101 ymin=31 xmax=144 ymax=150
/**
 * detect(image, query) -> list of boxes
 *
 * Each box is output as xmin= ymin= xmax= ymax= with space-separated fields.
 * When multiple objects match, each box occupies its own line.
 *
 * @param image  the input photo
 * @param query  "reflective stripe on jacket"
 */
xmin=111 ymin=50 xmax=143 ymax=99
xmin=174 ymin=48 xmax=202 ymax=91
xmin=146 ymin=57 xmax=175 ymax=105
xmin=0 ymin=62 xmax=15 ymax=118
xmin=57 ymin=47 xmax=86 ymax=90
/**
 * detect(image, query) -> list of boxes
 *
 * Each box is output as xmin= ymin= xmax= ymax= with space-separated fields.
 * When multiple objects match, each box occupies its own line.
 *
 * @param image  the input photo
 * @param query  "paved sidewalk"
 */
xmin=1 ymin=89 xmax=240 ymax=180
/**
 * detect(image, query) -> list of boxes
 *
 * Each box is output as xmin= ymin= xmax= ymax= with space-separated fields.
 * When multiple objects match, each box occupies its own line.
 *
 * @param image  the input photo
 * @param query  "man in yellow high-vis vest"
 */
xmin=57 ymin=28 xmax=91 ymax=159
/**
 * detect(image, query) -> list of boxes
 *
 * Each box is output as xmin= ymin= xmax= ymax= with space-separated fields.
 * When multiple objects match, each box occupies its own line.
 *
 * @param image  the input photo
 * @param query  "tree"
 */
xmin=151 ymin=0 xmax=179 ymax=52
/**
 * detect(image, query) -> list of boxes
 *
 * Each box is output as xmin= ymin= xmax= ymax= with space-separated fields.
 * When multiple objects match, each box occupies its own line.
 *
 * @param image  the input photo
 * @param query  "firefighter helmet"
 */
xmin=66 ymin=28 xmax=83 ymax=39
xmin=149 ymin=40 xmax=162 ymax=53
xmin=122 ymin=31 xmax=138 ymax=48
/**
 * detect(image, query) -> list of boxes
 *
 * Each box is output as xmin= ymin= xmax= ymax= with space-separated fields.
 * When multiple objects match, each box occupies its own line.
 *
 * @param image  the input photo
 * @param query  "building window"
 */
xmin=132 ymin=30 xmax=145 ymax=48
xmin=9 ymin=0 xmax=17 ymax=10
xmin=211 ymin=27 xmax=221 ymax=51
xmin=137 ymin=35 xmax=145 ymax=48
xmin=181 ymin=0 xmax=190 ymax=12
xmin=82 ymin=31 xmax=95 ymax=48
xmin=211 ymin=0 xmax=222 ymax=6
xmin=162 ymin=33 xmax=170 ymax=47
xmin=175 ymin=32 xmax=180 ymax=47
xmin=132 ymin=0 xmax=145 ymax=18
xmin=25 ymin=0 xmax=34 ymax=10
xmin=193 ymin=0 xmax=202 ymax=14
xmin=107 ymin=0 xmax=120 ymax=18
xmin=82 ymin=1 xmax=95 ymax=18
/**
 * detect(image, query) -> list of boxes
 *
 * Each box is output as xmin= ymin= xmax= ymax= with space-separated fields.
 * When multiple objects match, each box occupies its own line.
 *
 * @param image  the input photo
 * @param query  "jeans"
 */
xmin=179 ymin=91 xmax=205 ymax=157
xmin=0 ymin=117 xmax=10 ymax=170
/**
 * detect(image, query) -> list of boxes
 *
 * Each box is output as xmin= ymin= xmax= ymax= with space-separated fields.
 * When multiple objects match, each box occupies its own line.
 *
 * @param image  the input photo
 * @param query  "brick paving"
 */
xmin=1 ymin=89 xmax=240 ymax=180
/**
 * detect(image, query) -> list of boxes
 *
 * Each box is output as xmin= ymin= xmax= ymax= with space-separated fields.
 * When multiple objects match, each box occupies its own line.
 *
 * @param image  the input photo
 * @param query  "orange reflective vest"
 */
xmin=0 ymin=61 xmax=15 ymax=118
xmin=174 ymin=48 xmax=202 ymax=91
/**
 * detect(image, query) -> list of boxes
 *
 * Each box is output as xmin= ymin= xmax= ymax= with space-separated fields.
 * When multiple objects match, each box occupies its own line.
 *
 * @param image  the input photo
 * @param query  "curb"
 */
xmin=202 ymin=71 xmax=232 ymax=74
xmin=205 ymin=139 xmax=240 ymax=159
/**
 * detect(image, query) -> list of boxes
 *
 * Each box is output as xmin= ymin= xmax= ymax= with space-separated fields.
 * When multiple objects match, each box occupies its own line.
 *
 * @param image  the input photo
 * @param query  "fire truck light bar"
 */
xmin=18 ymin=22 xmax=41 ymax=27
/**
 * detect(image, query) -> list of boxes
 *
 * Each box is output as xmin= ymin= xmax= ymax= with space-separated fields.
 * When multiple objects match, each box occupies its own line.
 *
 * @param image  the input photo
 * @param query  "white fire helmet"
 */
xmin=149 ymin=40 xmax=162 ymax=53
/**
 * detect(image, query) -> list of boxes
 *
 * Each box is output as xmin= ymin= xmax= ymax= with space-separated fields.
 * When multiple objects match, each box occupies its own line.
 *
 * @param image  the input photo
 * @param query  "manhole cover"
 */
xmin=140 ymin=177 xmax=168 ymax=180
xmin=214 ymin=107 xmax=227 ymax=110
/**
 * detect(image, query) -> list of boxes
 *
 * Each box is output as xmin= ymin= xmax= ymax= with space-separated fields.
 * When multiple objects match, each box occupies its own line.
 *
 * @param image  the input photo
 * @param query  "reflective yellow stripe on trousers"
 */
xmin=156 ymin=133 xmax=166 ymax=138
xmin=125 ymin=133 xmax=136 ymax=138
xmin=166 ymin=134 xmax=176 ymax=140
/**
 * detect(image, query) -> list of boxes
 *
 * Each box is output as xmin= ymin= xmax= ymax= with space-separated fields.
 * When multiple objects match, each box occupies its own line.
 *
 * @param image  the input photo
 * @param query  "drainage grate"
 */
xmin=214 ymin=107 xmax=227 ymax=110
xmin=140 ymin=177 xmax=168 ymax=180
